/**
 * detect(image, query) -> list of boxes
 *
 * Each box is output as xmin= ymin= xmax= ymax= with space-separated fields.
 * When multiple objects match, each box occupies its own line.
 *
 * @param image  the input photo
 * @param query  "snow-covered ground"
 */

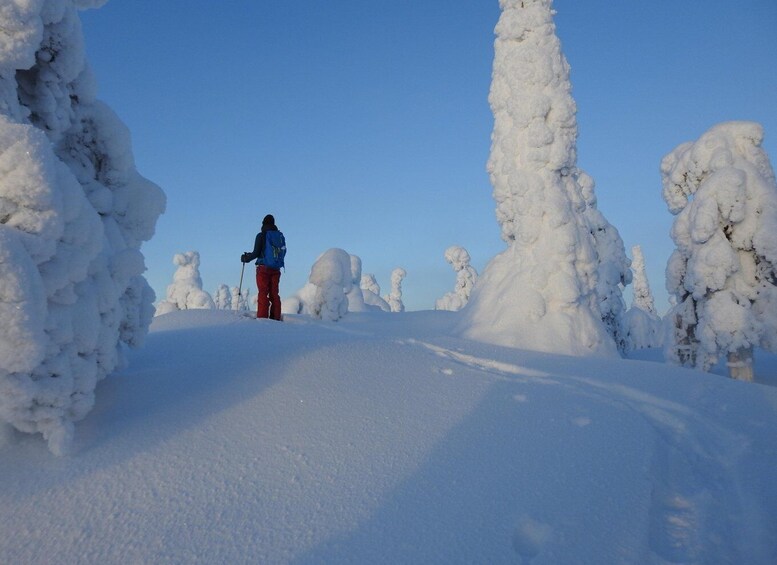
xmin=1 ymin=309 xmax=776 ymax=564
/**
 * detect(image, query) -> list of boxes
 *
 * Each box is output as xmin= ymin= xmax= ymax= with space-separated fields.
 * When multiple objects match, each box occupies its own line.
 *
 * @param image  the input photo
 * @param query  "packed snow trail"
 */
xmin=1 ymin=310 xmax=776 ymax=564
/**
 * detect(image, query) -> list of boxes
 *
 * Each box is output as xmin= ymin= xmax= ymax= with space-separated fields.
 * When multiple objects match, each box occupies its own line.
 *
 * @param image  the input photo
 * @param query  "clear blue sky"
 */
xmin=80 ymin=0 xmax=777 ymax=313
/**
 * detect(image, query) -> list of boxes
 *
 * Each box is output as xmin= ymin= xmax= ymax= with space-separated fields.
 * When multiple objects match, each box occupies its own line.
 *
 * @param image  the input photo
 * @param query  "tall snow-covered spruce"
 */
xmin=623 ymin=245 xmax=663 ymax=351
xmin=459 ymin=0 xmax=622 ymax=356
xmin=0 ymin=0 xmax=165 ymax=454
xmin=630 ymin=245 xmax=657 ymax=316
xmin=662 ymin=121 xmax=777 ymax=381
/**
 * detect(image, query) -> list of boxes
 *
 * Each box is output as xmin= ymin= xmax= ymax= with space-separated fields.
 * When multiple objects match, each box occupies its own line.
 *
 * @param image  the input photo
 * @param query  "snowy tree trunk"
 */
xmin=458 ymin=0 xmax=616 ymax=357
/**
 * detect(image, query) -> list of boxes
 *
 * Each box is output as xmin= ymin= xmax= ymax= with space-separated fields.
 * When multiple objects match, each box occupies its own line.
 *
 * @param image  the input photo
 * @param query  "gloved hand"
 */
xmin=241 ymin=252 xmax=250 ymax=263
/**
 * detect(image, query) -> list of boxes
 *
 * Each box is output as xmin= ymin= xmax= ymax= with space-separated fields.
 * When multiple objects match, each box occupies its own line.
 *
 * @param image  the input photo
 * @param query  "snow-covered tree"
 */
xmin=360 ymin=274 xmax=391 ymax=312
xmin=283 ymin=249 xmax=357 ymax=319
xmin=155 ymin=252 xmax=215 ymax=314
xmin=282 ymin=283 xmax=315 ymax=316
xmin=0 ymin=1 xmax=164 ymax=454
xmin=622 ymin=245 xmax=662 ymax=351
xmin=346 ymin=254 xmax=369 ymax=312
xmin=230 ymin=285 xmax=248 ymax=312
xmin=458 ymin=0 xmax=616 ymax=357
xmin=283 ymin=248 xmax=354 ymax=321
xmin=623 ymin=308 xmax=663 ymax=352
xmin=579 ymin=172 xmax=632 ymax=354
xmin=436 ymin=246 xmax=478 ymax=311
xmin=630 ymin=245 xmax=657 ymax=315
xmin=301 ymin=248 xmax=353 ymax=321
xmin=213 ymin=284 xmax=232 ymax=310
xmin=384 ymin=268 xmax=406 ymax=313
xmin=662 ymin=121 xmax=777 ymax=381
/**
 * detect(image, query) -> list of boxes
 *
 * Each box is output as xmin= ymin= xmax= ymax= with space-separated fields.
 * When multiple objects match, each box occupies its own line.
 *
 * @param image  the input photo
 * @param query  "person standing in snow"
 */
xmin=241 ymin=214 xmax=286 ymax=321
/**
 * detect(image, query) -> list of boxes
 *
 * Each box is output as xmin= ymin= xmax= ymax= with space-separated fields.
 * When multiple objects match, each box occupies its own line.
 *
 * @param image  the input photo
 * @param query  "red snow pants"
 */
xmin=256 ymin=265 xmax=282 ymax=320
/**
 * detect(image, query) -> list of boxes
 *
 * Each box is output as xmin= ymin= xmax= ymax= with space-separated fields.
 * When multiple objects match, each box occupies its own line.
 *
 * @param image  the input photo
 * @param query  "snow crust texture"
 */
xmin=0 ymin=0 xmax=165 ymax=454
xmin=662 ymin=121 xmax=777 ymax=377
xmin=459 ymin=0 xmax=626 ymax=358
xmin=1 ymin=309 xmax=776 ymax=564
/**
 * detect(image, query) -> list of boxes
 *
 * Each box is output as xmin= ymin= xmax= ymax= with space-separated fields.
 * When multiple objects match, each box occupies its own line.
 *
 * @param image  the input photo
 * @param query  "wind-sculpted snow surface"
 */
xmin=0 ymin=1 xmax=164 ymax=454
xmin=662 ymin=121 xmax=777 ymax=380
xmin=1 ymin=309 xmax=775 ymax=563
xmin=459 ymin=0 xmax=619 ymax=357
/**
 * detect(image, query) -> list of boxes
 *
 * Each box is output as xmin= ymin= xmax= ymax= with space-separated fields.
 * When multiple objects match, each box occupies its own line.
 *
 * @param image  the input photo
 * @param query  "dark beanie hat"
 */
xmin=262 ymin=214 xmax=275 ymax=226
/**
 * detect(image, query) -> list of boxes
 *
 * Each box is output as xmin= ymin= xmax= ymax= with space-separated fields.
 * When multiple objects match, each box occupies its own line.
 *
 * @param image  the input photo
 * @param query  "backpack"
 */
xmin=262 ymin=230 xmax=286 ymax=270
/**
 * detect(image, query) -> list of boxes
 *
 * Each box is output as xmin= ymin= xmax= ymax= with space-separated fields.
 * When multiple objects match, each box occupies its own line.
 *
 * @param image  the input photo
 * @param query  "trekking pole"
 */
xmin=236 ymin=261 xmax=246 ymax=311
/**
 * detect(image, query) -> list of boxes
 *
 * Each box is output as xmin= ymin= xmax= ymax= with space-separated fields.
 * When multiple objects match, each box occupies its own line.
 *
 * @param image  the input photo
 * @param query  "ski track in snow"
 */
xmin=403 ymin=338 xmax=771 ymax=564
